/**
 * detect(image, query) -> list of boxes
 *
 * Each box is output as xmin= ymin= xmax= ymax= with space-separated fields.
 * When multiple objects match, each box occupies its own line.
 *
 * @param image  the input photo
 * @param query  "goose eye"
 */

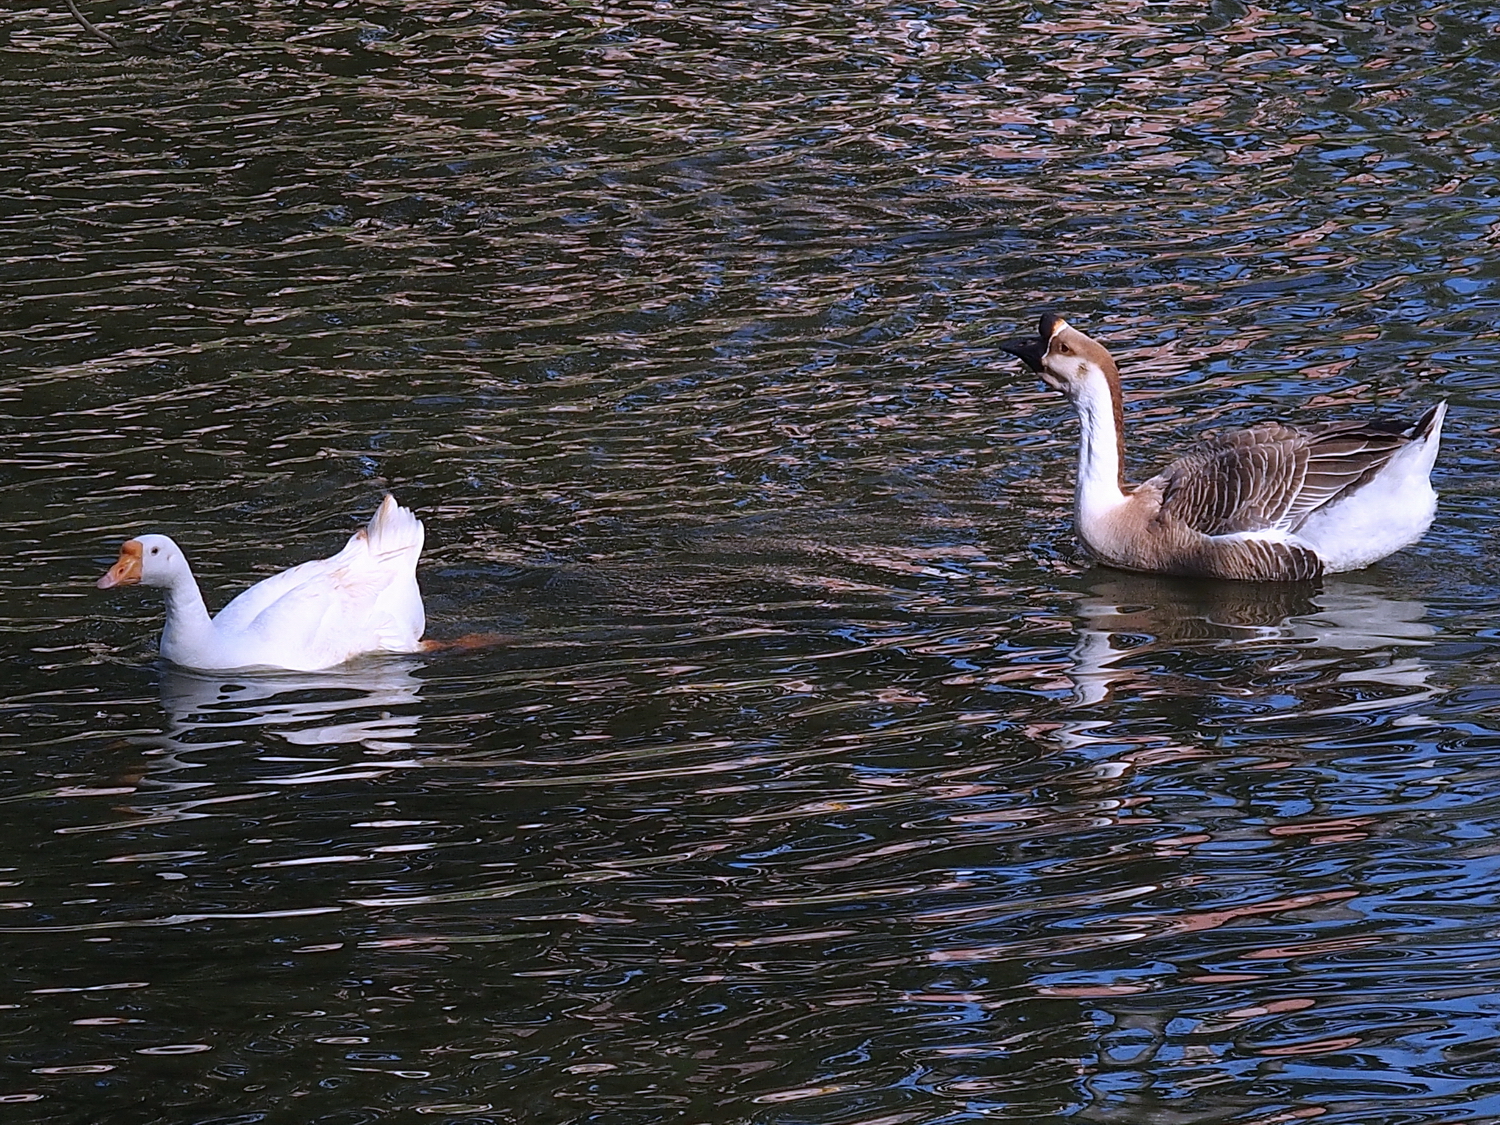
xmin=1056 ymin=343 xmax=1073 ymax=355
xmin=150 ymin=546 xmax=160 ymax=555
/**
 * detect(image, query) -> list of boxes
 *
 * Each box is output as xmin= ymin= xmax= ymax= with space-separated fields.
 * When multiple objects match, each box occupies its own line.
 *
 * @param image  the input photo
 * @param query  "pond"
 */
xmin=3 ymin=2 xmax=1500 ymax=1122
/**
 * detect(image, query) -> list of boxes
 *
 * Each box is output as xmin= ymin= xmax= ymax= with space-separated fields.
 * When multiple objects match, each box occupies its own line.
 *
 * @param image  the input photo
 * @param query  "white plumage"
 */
xmin=98 ymin=494 xmax=426 ymax=671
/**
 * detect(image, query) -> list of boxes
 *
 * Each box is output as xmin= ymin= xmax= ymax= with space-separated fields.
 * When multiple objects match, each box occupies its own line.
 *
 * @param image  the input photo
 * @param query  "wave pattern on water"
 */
xmin=2 ymin=2 xmax=1500 ymax=1123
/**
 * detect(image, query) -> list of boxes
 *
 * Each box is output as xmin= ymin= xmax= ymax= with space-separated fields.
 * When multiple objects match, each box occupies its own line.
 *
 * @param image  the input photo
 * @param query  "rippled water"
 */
xmin=4 ymin=2 xmax=1500 ymax=1122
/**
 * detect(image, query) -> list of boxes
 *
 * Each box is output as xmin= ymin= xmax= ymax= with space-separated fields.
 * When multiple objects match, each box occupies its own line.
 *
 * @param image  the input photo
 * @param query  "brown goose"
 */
xmin=1001 ymin=314 xmax=1446 ymax=582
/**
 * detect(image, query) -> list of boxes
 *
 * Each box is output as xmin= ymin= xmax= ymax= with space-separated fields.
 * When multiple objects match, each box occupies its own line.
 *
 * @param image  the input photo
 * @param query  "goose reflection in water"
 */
xmin=154 ymin=658 xmax=428 ymax=757
xmin=1063 ymin=573 xmax=1437 ymax=712
xmin=76 ymin=661 xmax=432 ymax=833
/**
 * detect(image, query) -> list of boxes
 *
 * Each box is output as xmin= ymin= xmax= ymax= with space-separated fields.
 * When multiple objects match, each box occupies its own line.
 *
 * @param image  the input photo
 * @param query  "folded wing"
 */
xmin=211 ymin=495 xmax=425 ymax=670
xmin=1149 ymin=411 xmax=1437 ymax=536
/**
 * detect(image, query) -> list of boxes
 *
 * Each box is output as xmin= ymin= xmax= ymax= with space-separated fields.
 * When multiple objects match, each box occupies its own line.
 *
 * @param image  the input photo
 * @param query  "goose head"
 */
xmin=1001 ymin=312 xmax=1120 ymax=399
xmin=98 ymin=534 xmax=187 ymax=589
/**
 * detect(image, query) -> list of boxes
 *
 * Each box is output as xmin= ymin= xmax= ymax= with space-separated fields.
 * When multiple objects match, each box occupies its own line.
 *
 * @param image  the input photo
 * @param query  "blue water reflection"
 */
xmin=2 ymin=0 xmax=1500 ymax=1121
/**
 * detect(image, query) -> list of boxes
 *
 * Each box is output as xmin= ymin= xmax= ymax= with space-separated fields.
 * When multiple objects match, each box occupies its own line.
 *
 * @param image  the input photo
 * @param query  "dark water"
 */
xmin=3 ymin=2 xmax=1500 ymax=1122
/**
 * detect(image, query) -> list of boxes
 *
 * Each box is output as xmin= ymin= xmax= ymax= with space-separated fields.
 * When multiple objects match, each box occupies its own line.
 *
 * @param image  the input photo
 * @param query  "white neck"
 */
xmin=1069 ymin=369 xmax=1128 ymax=521
xmin=157 ymin=562 xmax=217 ymax=663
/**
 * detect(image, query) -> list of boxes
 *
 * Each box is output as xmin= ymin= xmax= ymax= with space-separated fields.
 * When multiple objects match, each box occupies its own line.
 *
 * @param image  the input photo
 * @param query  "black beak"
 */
xmin=1000 ymin=334 xmax=1047 ymax=373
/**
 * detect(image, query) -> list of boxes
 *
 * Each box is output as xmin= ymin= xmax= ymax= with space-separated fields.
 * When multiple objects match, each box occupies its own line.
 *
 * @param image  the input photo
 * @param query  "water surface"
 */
xmin=3 ymin=2 xmax=1500 ymax=1123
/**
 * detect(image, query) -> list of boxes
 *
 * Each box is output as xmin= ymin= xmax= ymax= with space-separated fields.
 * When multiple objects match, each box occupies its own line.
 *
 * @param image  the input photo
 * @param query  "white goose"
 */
xmin=98 ymin=494 xmax=426 ymax=671
xmin=1001 ymin=314 xmax=1446 ymax=582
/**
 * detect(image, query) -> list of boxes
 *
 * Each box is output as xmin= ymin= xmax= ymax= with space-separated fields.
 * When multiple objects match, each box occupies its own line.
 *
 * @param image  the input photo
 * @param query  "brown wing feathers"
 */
xmin=1152 ymin=424 xmax=1308 ymax=534
xmin=1280 ymin=421 xmax=1414 ymax=528
xmin=1154 ymin=418 xmax=1419 ymax=536
xmin=1191 ymin=536 xmax=1323 ymax=582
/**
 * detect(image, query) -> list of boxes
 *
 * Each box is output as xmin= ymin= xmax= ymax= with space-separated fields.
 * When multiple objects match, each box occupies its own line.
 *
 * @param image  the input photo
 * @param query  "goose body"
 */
xmin=1001 ymin=314 xmax=1446 ymax=582
xmin=98 ymin=494 xmax=426 ymax=671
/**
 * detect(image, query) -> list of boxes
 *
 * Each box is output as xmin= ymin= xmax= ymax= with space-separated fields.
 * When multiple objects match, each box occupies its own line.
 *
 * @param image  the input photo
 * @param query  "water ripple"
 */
xmin=4 ymin=1 xmax=1500 ymax=1122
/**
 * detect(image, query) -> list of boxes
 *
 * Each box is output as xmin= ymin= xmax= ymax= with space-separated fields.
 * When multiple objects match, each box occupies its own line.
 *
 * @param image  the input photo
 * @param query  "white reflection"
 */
xmin=54 ymin=660 xmax=436 ymax=835
xmin=1065 ymin=573 xmax=1436 ymax=711
xmin=154 ymin=658 xmax=427 ymax=755
xmin=1260 ymin=584 xmax=1440 ymax=719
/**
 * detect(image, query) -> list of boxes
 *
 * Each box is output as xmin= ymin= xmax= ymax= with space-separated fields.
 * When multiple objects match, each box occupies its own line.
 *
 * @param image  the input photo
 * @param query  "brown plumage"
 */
xmin=1149 ymin=414 xmax=1441 ymax=535
xmin=1001 ymin=314 xmax=1446 ymax=582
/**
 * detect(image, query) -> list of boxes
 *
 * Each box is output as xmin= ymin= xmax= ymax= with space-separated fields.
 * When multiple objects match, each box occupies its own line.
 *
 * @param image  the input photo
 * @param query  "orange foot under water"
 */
xmin=420 ymin=633 xmax=511 ymax=654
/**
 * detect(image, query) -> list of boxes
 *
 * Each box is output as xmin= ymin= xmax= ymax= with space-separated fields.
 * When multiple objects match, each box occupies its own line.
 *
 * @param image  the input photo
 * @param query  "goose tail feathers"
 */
xmin=1411 ymin=401 xmax=1447 ymax=443
xmin=364 ymin=494 xmax=425 ymax=561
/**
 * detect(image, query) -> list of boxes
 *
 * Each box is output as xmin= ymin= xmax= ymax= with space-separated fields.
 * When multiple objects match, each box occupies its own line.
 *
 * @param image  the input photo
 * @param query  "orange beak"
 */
xmin=98 ymin=540 xmax=144 ymax=589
